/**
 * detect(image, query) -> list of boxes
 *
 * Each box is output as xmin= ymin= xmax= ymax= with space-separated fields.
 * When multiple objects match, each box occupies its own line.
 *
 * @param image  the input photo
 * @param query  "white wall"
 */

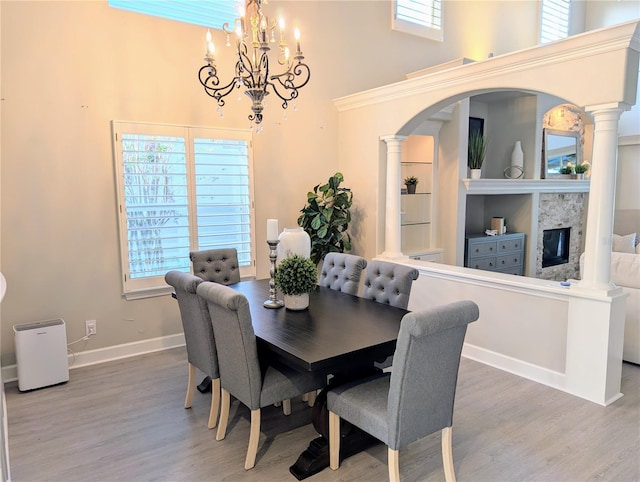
xmin=0 ymin=0 xmax=637 ymax=367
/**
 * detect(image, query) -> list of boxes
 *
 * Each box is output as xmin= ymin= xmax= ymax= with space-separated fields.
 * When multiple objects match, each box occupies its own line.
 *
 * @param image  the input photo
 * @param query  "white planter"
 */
xmin=470 ymin=169 xmax=482 ymax=180
xmin=277 ymin=227 xmax=311 ymax=264
xmin=284 ymin=293 xmax=309 ymax=310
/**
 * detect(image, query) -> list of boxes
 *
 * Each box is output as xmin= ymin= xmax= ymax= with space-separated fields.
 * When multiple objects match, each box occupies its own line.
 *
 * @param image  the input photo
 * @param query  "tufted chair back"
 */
xmin=318 ymin=253 xmax=368 ymax=296
xmin=361 ymin=260 xmax=419 ymax=309
xmin=190 ymin=248 xmax=241 ymax=285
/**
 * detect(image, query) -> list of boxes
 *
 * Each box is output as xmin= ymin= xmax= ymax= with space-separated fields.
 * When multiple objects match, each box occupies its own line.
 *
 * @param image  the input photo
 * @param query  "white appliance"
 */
xmin=13 ymin=319 xmax=69 ymax=391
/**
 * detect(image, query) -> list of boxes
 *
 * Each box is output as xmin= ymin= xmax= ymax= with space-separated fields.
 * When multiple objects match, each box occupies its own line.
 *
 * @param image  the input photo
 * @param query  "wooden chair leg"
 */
xmin=329 ymin=411 xmax=340 ymax=470
xmin=388 ymin=448 xmax=400 ymax=482
xmin=302 ymin=393 xmax=309 ymax=402
xmin=441 ymin=426 xmax=456 ymax=482
xmin=282 ymin=399 xmax=291 ymax=416
xmin=207 ymin=377 xmax=221 ymax=429
xmin=216 ymin=388 xmax=230 ymax=441
xmin=307 ymin=390 xmax=317 ymax=407
xmin=244 ymin=409 xmax=261 ymax=470
xmin=185 ymin=363 xmax=196 ymax=409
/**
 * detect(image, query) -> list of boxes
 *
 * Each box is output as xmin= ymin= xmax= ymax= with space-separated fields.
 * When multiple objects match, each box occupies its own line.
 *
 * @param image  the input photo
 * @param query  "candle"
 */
xmin=267 ymin=219 xmax=279 ymax=241
xmin=294 ymin=28 xmax=301 ymax=52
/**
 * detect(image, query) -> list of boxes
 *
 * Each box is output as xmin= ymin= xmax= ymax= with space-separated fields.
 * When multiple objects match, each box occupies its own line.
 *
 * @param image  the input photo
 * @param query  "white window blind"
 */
xmin=113 ymin=122 xmax=255 ymax=298
xmin=540 ymin=0 xmax=571 ymax=44
xmin=108 ymin=0 xmax=238 ymax=29
xmin=392 ymin=0 xmax=443 ymax=41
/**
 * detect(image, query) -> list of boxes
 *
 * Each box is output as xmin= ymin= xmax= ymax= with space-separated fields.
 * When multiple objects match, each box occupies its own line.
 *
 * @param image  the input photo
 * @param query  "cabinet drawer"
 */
xmin=468 ymin=257 xmax=496 ymax=270
xmin=498 ymin=237 xmax=523 ymax=253
xmin=496 ymin=266 xmax=524 ymax=275
xmin=468 ymin=241 xmax=497 ymax=257
xmin=497 ymin=253 xmax=522 ymax=269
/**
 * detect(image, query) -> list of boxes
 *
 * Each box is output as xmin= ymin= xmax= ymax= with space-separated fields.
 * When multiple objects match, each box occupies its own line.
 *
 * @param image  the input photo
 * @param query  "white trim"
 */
xmin=619 ymin=134 xmax=640 ymax=146
xmin=2 ymin=333 xmax=186 ymax=384
xmin=461 ymin=178 xmax=590 ymax=195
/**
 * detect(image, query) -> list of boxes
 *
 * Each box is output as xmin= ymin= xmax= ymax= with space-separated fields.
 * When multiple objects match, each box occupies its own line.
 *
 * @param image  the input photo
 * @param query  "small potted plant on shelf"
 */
xmin=404 ymin=176 xmax=419 ymax=194
xmin=468 ymin=131 xmax=488 ymax=179
xmin=573 ymin=162 xmax=589 ymax=179
xmin=559 ymin=164 xmax=573 ymax=177
xmin=275 ymin=254 xmax=318 ymax=310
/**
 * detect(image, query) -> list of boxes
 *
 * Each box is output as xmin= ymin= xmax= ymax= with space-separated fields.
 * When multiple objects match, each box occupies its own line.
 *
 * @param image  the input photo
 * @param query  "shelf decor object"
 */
xmin=264 ymin=219 xmax=284 ymax=309
xmin=197 ymin=0 xmax=311 ymax=127
xmin=504 ymin=140 xmax=524 ymax=179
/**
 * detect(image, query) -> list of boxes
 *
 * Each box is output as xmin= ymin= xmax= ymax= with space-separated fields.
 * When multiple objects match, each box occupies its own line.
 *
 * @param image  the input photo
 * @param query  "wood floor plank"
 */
xmin=5 ymin=347 xmax=639 ymax=481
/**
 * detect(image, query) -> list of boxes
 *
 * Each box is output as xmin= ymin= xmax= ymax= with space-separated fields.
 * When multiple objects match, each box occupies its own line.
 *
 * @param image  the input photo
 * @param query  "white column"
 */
xmin=579 ymin=104 xmax=626 ymax=292
xmin=380 ymin=135 xmax=407 ymax=259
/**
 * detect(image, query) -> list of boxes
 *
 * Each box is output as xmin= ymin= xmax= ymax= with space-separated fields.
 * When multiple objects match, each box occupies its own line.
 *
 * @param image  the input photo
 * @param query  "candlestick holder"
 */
xmin=264 ymin=239 xmax=284 ymax=309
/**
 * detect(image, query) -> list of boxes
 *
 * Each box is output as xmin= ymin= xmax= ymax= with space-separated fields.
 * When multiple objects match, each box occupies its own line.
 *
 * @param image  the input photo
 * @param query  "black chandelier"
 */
xmin=198 ymin=0 xmax=311 ymax=126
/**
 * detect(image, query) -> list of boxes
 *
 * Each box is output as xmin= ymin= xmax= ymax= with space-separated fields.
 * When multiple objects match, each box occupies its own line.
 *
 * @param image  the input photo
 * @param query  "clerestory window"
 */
xmin=540 ymin=0 xmax=571 ymax=44
xmin=392 ymin=0 xmax=443 ymax=42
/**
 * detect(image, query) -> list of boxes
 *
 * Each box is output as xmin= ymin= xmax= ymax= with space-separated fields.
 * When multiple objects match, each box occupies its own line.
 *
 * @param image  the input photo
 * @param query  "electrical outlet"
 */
xmin=85 ymin=320 xmax=97 ymax=337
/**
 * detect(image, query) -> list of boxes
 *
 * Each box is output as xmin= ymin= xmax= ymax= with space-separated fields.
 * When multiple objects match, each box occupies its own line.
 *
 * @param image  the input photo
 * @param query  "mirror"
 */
xmin=543 ymin=128 xmax=581 ymax=178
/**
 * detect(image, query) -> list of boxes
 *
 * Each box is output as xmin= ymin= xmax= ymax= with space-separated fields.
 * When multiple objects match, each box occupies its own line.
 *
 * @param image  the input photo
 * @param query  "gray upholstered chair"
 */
xmin=318 ymin=253 xmax=368 ymax=296
xmin=362 ymin=260 xmax=419 ymax=369
xmin=190 ymin=248 xmax=241 ymax=285
xmin=327 ymin=300 xmax=480 ymax=482
xmin=196 ymin=281 xmax=327 ymax=470
xmin=361 ymin=260 xmax=419 ymax=309
xmin=164 ymin=270 xmax=220 ymax=430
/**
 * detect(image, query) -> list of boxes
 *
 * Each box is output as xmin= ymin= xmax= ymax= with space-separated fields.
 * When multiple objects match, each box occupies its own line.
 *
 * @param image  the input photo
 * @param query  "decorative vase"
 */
xmin=470 ymin=169 xmax=482 ymax=180
xmin=277 ymin=227 xmax=311 ymax=264
xmin=505 ymin=141 xmax=524 ymax=179
xmin=284 ymin=293 xmax=309 ymax=310
xmin=574 ymin=173 xmax=585 ymax=180
xmin=406 ymin=184 xmax=417 ymax=194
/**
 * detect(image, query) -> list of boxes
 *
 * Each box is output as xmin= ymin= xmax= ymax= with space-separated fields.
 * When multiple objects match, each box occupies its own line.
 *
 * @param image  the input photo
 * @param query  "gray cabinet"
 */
xmin=465 ymin=233 xmax=525 ymax=275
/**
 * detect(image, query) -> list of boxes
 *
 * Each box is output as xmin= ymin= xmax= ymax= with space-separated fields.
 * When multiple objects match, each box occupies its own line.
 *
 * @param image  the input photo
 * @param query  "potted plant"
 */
xmin=574 ymin=162 xmax=589 ymax=179
xmin=404 ymin=176 xmax=418 ymax=194
xmin=275 ymin=254 xmax=318 ymax=310
xmin=559 ymin=165 xmax=573 ymax=176
xmin=468 ymin=131 xmax=488 ymax=179
xmin=298 ymin=172 xmax=353 ymax=265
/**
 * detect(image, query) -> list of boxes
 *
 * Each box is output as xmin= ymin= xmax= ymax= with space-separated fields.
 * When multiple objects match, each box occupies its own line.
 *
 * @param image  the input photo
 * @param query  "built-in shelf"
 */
xmin=462 ymin=178 xmax=590 ymax=195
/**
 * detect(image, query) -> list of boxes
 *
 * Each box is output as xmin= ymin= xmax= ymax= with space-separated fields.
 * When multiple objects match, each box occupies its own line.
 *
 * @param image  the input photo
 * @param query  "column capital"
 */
xmin=380 ymin=135 xmax=408 ymax=145
xmin=584 ymin=102 xmax=631 ymax=115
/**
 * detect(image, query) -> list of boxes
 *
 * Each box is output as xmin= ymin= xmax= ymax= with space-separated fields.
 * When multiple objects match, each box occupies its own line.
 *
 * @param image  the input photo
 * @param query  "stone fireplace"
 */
xmin=536 ymin=192 xmax=587 ymax=280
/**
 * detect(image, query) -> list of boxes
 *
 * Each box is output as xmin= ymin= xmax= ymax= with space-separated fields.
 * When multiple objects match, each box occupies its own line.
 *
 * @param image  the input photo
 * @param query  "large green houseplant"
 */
xmin=298 ymin=172 xmax=353 ymax=264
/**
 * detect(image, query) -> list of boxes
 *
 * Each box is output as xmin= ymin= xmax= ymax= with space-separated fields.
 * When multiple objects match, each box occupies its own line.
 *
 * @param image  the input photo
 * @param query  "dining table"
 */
xmin=231 ymin=278 xmax=409 ymax=480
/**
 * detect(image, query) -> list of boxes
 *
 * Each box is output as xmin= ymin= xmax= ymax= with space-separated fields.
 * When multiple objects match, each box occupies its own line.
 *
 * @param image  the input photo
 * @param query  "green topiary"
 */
xmin=275 ymin=255 xmax=318 ymax=296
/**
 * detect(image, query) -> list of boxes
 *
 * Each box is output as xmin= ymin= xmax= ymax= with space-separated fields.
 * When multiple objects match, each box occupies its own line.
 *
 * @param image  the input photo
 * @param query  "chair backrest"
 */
xmin=386 ymin=300 xmax=480 ymax=450
xmin=318 ymin=253 xmax=367 ymax=296
xmin=361 ymin=260 xmax=419 ymax=309
xmin=196 ymin=281 xmax=262 ymax=410
xmin=165 ymin=271 xmax=219 ymax=379
xmin=190 ymin=248 xmax=241 ymax=285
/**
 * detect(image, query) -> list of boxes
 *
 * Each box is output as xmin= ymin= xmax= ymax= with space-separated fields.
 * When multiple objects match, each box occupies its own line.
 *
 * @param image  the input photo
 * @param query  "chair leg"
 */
xmin=207 ymin=377 xmax=221 ymax=429
xmin=307 ymin=390 xmax=317 ymax=407
xmin=441 ymin=426 xmax=456 ymax=482
xmin=329 ymin=411 xmax=340 ymax=470
xmin=185 ymin=363 xmax=196 ymax=409
xmin=388 ymin=448 xmax=400 ymax=482
xmin=216 ymin=388 xmax=230 ymax=441
xmin=282 ymin=399 xmax=292 ymax=416
xmin=244 ymin=409 xmax=261 ymax=470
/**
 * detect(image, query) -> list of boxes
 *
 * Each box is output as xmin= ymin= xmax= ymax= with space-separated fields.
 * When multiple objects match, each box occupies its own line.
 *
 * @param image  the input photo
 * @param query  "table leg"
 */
xmin=289 ymin=369 xmax=381 ymax=480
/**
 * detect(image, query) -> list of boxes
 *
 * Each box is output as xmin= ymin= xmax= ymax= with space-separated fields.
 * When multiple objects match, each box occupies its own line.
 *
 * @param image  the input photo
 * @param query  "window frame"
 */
xmin=112 ymin=121 xmax=255 ymax=299
xmin=539 ymin=0 xmax=571 ymax=44
xmin=391 ymin=0 xmax=443 ymax=42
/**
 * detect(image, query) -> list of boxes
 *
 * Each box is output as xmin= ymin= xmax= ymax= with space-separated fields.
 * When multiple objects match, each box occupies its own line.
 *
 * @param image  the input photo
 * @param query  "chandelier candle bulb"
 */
xmin=294 ymin=27 xmax=300 ymax=52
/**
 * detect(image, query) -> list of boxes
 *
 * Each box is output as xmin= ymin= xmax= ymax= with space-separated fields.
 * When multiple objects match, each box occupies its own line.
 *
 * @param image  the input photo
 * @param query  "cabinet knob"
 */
xmin=501 ymin=245 xmax=506 ymax=249
xmin=475 ymin=248 xmax=479 ymax=253
xmin=489 ymin=262 xmax=493 ymax=267
xmin=489 ymin=247 xmax=494 ymax=251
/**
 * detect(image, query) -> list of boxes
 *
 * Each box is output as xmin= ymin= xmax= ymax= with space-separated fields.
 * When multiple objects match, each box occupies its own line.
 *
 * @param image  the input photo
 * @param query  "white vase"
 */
xmin=470 ymin=169 xmax=482 ymax=180
xmin=284 ymin=293 xmax=309 ymax=310
xmin=277 ymin=227 xmax=311 ymax=264
xmin=507 ymin=140 xmax=524 ymax=179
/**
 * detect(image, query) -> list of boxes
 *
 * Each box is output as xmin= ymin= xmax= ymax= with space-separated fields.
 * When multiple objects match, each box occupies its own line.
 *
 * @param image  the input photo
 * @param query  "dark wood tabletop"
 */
xmin=231 ymin=279 xmax=408 ymax=375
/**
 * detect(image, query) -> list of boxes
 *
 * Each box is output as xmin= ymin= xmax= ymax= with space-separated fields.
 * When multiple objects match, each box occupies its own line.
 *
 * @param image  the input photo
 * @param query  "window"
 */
xmin=112 ymin=122 xmax=255 ymax=298
xmin=108 ymin=0 xmax=238 ymax=30
xmin=392 ymin=0 xmax=443 ymax=41
xmin=540 ymin=0 xmax=571 ymax=44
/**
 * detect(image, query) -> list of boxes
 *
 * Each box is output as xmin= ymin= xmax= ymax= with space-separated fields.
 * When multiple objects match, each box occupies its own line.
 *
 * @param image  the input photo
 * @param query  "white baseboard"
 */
xmin=2 ymin=333 xmax=186 ymax=383
xmin=462 ymin=342 xmax=566 ymax=390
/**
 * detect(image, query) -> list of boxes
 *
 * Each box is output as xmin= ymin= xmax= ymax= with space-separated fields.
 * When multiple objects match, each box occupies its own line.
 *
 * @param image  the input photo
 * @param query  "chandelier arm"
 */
xmin=268 ymin=61 xmax=310 ymax=106
xmin=198 ymin=65 xmax=240 ymax=105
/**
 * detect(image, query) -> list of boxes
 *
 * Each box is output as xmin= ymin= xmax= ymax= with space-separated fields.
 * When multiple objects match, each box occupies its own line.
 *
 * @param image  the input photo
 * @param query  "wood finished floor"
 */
xmin=5 ymin=347 xmax=640 ymax=482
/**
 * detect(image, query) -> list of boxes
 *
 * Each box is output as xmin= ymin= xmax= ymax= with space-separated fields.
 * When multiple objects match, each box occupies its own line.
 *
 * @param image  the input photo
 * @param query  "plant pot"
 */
xmin=574 ymin=173 xmax=585 ymax=180
xmin=470 ymin=169 xmax=482 ymax=180
xmin=284 ymin=293 xmax=309 ymax=310
xmin=406 ymin=184 xmax=417 ymax=194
